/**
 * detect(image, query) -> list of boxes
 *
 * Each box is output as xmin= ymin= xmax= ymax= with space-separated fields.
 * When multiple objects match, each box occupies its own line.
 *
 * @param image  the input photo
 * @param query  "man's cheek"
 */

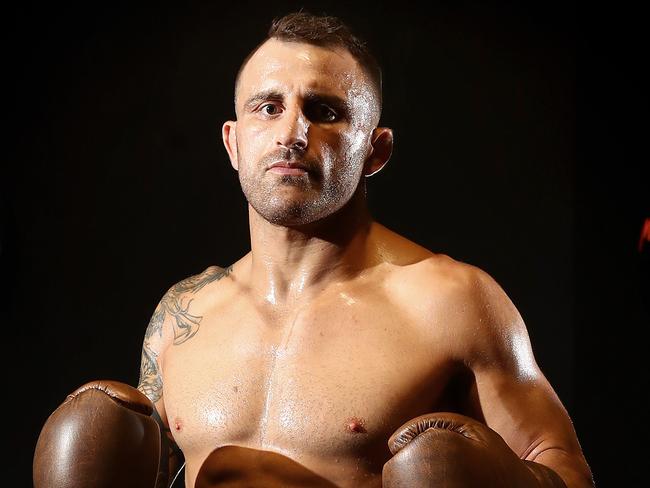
xmin=240 ymin=139 xmax=266 ymax=169
xmin=346 ymin=127 xmax=370 ymax=154
xmin=240 ymin=125 xmax=268 ymax=156
xmin=316 ymin=143 xmax=336 ymax=172
xmin=334 ymin=132 xmax=368 ymax=174
xmin=247 ymin=124 xmax=266 ymax=138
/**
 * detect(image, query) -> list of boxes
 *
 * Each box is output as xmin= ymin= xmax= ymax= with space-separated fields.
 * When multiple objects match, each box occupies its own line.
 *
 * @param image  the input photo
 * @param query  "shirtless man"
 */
xmin=33 ymin=11 xmax=594 ymax=488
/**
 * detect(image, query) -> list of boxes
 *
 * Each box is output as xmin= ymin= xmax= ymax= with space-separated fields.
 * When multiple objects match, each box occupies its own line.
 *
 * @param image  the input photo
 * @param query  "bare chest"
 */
xmin=162 ymin=291 xmax=457 ymax=479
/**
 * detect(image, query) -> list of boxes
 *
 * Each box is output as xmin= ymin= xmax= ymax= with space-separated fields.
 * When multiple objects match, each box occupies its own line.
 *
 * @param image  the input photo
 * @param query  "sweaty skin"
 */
xmin=138 ymin=39 xmax=593 ymax=488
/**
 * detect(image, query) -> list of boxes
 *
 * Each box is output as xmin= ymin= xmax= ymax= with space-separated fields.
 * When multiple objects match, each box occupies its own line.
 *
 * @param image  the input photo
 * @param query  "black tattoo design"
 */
xmin=138 ymin=266 xmax=232 ymax=404
xmin=144 ymin=305 xmax=166 ymax=341
xmin=138 ymin=346 xmax=163 ymax=403
xmin=162 ymin=265 xmax=233 ymax=345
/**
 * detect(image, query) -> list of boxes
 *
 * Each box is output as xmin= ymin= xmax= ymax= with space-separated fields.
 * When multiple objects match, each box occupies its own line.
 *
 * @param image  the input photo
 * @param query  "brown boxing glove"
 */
xmin=382 ymin=412 xmax=567 ymax=488
xmin=33 ymin=380 xmax=161 ymax=488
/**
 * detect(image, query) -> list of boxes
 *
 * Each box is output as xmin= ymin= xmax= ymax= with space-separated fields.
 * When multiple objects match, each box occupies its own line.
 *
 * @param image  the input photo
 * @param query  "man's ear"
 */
xmin=222 ymin=120 xmax=238 ymax=170
xmin=364 ymin=127 xmax=393 ymax=177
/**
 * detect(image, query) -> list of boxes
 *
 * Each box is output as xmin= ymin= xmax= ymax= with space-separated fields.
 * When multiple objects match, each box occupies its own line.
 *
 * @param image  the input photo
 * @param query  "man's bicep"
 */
xmin=139 ymin=345 xmax=185 ymax=487
xmin=465 ymin=365 xmax=594 ymax=487
xmin=462 ymin=268 xmax=582 ymax=456
xmin=137 ymin=293 xmax=185 ymax=487
xmin=466 ymin=364 xmax=580 ymax=459
xmin=138 ymin=301 xmax=167 ymax=404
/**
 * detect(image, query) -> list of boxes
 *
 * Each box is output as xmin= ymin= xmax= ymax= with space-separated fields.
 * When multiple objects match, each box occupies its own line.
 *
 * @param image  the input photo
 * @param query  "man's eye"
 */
xmin=322 ymin=106 xmax=337 ymax=121
xmin=260 ymin=104 xmax=282 ymax=115
xmin=311 ymin=104 xmax=337 ymax=122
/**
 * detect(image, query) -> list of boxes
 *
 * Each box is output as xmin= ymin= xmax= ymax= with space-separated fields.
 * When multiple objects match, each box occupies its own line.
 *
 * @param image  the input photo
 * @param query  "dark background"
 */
xmin=3 ymin=1 xmax=647 ymax=486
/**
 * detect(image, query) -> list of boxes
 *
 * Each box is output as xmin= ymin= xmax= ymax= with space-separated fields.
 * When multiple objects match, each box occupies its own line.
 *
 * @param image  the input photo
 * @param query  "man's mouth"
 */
xmin=267 ymin=160 xmax=310 ymax=175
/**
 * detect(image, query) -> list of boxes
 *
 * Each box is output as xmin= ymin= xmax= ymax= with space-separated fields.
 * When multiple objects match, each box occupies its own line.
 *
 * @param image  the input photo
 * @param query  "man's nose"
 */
xmin=275 ymin=108 xmax=309 ymax=150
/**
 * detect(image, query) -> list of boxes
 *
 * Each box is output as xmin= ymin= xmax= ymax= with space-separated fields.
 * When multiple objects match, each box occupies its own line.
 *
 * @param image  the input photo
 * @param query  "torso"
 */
xmin=159 ymin=227 xmax=476 ymax=487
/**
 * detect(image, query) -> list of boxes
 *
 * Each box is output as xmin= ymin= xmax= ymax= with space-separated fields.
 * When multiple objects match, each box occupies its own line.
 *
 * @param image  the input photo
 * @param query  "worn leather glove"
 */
xmin=33 ymin=380 xmax=161 ymax=488
xmin=382 ymin=412 xmax=566 ymax=487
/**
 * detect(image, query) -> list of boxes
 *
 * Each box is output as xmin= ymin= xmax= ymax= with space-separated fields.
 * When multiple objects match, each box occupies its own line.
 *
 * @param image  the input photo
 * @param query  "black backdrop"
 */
xmin=3 ymin=1 xmax=647 ymax=486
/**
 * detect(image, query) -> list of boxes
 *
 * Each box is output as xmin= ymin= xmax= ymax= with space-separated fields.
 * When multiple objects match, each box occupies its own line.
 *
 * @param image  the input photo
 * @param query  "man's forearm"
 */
xmin=527 ymin=448 xmax=595 ymax=488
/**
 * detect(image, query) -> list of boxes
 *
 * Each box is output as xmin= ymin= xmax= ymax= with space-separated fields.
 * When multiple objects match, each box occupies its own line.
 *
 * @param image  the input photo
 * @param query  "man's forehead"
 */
xmin=237 ymin=39 xmax=366 ymax=101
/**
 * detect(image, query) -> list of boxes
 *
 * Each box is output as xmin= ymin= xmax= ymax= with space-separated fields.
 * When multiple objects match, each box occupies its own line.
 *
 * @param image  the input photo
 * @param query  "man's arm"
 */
xmin=137 ymin=289 xmax=185 ymax=488
xmin=459 ymin=266 xmax=594 ymax=488
xmin=137 ymin=265 xmax=232 ymax=487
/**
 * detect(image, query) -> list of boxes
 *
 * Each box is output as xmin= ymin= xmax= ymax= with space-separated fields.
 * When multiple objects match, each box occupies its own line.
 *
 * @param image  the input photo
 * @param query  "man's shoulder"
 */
xmin=160 ymin=264 xmax=235 ymax=303
xmin=172 ymin=264 xmax=233 ymax=293
xmin=387 ymin=248 xmax=490 ymax=300
xmin=146 ymin=264 xmax=235 ymax=345
xmin=407 ymin=254 xmax=530 ymax=362
xmin=372 ymin=223 xmax=494 ymax=291
xmin=387 ymin=248 xmax=520 ymax=332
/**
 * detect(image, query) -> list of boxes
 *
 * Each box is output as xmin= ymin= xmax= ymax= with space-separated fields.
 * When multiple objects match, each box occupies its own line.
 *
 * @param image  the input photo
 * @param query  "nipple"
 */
xmin=345 ymin=417 xmax=367 ymax=434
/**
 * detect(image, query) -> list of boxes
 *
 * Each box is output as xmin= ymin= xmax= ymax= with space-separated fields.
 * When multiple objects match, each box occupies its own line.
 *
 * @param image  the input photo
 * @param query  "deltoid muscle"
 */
xmin=152 ymin=265 xmax=233 ymax=345
xmin=138 ymin=266 xmax=233 ymax=402
xmin=168 ymin=296 xmax=202 ymax=345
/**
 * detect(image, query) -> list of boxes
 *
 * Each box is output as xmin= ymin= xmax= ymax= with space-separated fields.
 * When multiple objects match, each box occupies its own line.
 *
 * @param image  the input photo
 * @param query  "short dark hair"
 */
xmin=234 ymin=11 xmax=382 ymax=113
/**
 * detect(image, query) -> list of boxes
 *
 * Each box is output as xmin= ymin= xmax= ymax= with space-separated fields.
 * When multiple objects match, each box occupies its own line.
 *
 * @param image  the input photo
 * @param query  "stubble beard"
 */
xmin=237 ymin=151 xmax=363 ymax=227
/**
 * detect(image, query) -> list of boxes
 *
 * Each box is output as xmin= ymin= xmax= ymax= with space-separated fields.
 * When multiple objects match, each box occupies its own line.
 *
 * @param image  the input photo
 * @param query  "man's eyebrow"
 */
xmin=304 ymin=91 xmax=348 ymax=111
xmin=243 ymin=89 xmax=348 ymax=111
xmin=243 ymin=89 xmax=284 ymax=110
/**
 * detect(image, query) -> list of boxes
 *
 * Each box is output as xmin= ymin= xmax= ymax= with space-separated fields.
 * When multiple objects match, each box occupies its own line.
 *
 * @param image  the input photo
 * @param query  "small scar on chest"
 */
xmin=344 ymin=417 xmax=367 ymax=434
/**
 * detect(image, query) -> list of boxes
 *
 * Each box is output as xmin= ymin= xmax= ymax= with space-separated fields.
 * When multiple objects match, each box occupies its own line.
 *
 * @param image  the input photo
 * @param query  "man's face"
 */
xmin=224 ymin=39 xmax=381 ymax=227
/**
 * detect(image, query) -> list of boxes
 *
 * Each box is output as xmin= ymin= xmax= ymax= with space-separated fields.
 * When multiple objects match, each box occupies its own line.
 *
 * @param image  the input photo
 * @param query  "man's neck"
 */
xmin=246 ymin=191 xmax=376 ymax=307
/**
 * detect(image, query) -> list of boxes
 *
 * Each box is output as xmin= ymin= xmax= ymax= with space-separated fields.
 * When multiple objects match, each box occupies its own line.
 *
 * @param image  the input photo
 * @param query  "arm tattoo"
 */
xmin=171 ymin=265 xmax=233 ymax=295
xmin=144 ymin=305 xmax=166 ymax=341
xmin=160 ymin=265 xmax=232 ymax=346
xmin=137 ymin=267 xmax=230 ymax=484
xmin=138 ymin=346 xmax=163 ymax=403
xmin=138 ymin=266 xmax=232 ymax=403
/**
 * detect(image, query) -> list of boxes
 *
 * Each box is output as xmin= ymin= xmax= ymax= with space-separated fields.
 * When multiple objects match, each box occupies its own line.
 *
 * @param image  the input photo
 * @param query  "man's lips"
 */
xmin=267 ymin=160 xmax=310 ymax=175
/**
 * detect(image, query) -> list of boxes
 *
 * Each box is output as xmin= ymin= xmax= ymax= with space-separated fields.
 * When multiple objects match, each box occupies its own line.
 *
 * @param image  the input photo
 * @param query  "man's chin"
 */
xmin=266 ymin=210 xmax=319 ymax=228
xmin=252 ymin=201 xmax=323 ymax=227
